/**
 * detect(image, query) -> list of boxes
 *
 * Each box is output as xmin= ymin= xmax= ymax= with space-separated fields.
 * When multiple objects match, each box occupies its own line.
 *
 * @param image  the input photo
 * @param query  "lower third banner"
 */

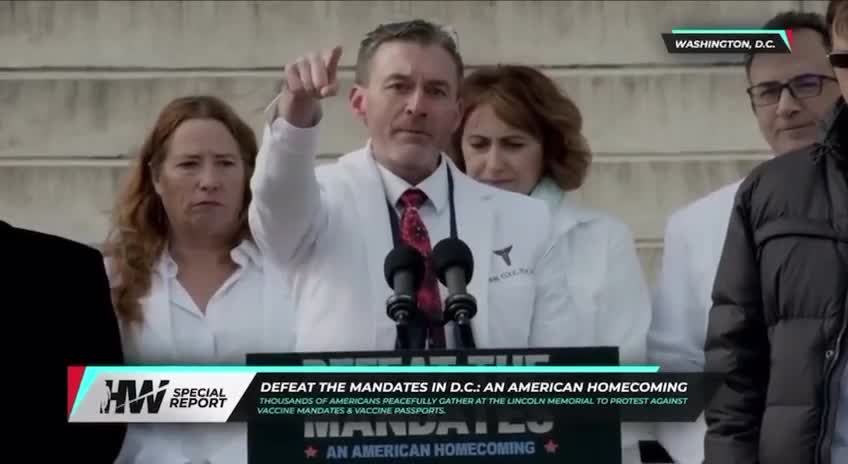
xmin=67 ymin=347 xmax=722 ymax=463
xmin=246 ymin=347 xmax=622 ymax=464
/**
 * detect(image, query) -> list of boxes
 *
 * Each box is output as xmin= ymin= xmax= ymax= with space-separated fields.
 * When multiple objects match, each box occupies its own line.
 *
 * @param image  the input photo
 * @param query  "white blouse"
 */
xmin=111 ymin=239 xmax=296 ymax=464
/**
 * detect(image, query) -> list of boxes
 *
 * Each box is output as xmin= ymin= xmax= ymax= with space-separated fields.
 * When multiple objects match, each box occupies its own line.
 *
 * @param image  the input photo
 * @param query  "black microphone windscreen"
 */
xmin=384 ymin=245 xmax=426 ymax=289
xmin=432 ymin=238 xmax=474 ymax=285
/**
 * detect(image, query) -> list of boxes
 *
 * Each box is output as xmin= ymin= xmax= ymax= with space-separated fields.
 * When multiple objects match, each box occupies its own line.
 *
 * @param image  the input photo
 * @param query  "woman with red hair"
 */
xmin=104 ymin=95 xmax=295 ymax=463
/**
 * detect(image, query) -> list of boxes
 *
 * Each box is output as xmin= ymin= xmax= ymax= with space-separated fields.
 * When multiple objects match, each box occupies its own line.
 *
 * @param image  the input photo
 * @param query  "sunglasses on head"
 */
xmin=829 ymin=52 xmax=848 ymax=68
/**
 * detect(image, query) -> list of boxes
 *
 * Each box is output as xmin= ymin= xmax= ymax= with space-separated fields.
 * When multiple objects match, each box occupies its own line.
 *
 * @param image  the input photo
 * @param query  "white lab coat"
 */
xmin=647 ymin=179 xmax=743 ymax=464
xmin=546 ymin=190 xmax=654 ymax=464
xmin=248 ymin=103 xmax=592 ymax=353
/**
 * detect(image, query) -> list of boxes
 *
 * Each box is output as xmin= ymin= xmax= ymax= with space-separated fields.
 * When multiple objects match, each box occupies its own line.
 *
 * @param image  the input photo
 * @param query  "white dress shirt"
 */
xmin=113 ymin=239 xmax=296 ymax=464
xmin=375 ymin=156 xmax=459 ymax=348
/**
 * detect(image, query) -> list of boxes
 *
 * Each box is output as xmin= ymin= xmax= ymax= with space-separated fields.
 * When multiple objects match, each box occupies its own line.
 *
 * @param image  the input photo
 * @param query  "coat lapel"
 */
xmin=551 ymin=194 xmax=584 ymax=238
xmin=338 ymin=148 xmax=397 ymax=350
xmin=448 ymin=161 xmax=493 ymax=348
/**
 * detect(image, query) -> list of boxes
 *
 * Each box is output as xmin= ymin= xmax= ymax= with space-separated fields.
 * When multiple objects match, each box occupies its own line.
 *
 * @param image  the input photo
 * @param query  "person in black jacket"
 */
xmin=703 ymin=2 xmax=848 ymax=463
xmin=2 ymin=220 xmax=126 ymax=463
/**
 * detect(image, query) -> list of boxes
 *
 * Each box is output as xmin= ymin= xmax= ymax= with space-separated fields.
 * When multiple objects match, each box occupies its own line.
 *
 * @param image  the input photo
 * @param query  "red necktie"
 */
xmin=398 ymin=189 xmax=446 ymax=349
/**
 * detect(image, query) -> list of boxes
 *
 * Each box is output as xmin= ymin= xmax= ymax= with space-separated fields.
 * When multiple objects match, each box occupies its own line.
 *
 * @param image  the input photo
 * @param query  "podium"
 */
xmin=246 ymin=347 xmax=622 ymax=464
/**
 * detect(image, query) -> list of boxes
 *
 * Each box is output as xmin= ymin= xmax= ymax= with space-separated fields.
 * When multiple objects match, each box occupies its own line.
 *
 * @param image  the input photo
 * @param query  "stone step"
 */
xmin=0 ymin=0 xmax=799 ymax=68
xmin=0 ymin=156 xmax=760 ymax=247
xmin=0 ymin=68 xmax=770 ymax=160
xmin=638 ymin=244 xmax=663 ymax=286
xmin=802 ymin=0 xmax=828 ymax=14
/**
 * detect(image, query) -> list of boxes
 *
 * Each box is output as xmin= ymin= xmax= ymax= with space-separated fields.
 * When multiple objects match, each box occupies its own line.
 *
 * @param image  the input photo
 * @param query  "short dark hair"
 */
xmin=827 ymin=0 xmax=848 ymax=38
xmin=744 ymin=11 xmax=831 ymax=81
xmin=354 ymin=19 xmax=464 ymax=85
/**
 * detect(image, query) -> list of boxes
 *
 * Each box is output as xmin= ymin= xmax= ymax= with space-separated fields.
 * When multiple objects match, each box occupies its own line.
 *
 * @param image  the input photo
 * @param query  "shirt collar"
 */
xmin=233 ymin=239 xmax=262 ymax=268
xmin=372 ymin=146 xmax=449 ymax=214
xmin=161 ymin=239 xmax=262 ymax=278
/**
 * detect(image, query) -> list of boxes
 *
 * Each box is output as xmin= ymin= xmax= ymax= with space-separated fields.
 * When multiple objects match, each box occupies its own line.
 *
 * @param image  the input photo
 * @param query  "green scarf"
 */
xmin=529 ymin=176 xmax=565 ymax=213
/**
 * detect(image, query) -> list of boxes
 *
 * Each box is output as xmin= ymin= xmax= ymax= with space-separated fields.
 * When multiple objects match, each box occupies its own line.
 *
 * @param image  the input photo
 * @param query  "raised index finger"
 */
xmin=323 ymin=46 xmax=344 ymax=83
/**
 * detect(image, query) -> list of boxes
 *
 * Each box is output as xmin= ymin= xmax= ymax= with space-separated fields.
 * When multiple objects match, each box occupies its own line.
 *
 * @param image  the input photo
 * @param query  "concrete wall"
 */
xmin=0 ymin=0 xmax=830 ymax=283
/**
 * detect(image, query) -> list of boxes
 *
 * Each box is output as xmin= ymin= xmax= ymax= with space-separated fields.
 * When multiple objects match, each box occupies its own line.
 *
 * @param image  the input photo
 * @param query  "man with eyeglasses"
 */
xmin=648 ymin=10 xmax=841 ymax=464
xmin=701 ymin=1 xmax=848 ymax=463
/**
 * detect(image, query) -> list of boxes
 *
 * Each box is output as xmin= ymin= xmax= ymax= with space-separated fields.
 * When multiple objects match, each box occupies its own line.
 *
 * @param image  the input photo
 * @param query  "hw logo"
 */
xmin=99 ymin=379 xmax=170 ymax=414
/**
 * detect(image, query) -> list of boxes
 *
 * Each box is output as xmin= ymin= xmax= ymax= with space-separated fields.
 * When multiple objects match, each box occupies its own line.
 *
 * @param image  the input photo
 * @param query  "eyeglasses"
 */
xmin=829 ymin=52 xmax=848 ymax=68
xmin=746 ymin=73 xmax=837 ymax=107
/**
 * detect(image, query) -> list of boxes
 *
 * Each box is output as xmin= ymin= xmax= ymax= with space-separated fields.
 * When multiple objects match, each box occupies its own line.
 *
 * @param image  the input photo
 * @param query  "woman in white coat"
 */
xmin=450 ymin=65 xmax=654 ymax=464
xmin=103 ymin=95 xmax=296 ymax=464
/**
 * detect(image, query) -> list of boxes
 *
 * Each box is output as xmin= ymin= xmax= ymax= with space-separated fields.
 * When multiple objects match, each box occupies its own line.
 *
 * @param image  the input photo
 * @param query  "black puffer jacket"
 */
xmin=704 ymin=99 xmax=848 ymax=464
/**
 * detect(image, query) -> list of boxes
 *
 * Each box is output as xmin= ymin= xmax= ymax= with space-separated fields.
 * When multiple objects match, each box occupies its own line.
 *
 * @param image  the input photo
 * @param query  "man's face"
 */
xmin=831 ymin=29 xmax=848 ymax=101
xmin=349 ymin=41 xmax=461 ymax=183
xmin=748 ymin=28 xmax=840 ymax=155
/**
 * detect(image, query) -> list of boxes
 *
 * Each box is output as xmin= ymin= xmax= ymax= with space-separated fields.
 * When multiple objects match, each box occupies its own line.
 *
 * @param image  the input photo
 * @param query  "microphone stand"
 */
xmin=387 ymin=293 xmax=415 ymax=350
xmin=443 ymin=293 xmax=477 ymax=349
xmin=384 ymin=245 xmax=427 ymax=351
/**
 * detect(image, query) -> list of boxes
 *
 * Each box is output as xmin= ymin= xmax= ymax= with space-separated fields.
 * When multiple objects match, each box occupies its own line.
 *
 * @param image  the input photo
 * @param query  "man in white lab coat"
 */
xmin=648 ymin=11 xmax=842 ymax=463
xmin=248 ymin=20 xmax=589 ymax=353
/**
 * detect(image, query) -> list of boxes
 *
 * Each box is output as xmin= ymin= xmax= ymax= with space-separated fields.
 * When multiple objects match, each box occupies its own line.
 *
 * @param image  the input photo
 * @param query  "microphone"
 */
xmin=432 ymin=238 xmax=477 ymax=349
xmin=384 ymin=245 xmax=426 ymax=350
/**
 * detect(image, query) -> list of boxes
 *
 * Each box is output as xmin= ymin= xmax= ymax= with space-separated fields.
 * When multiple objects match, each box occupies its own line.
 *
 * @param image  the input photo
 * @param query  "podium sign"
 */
xmin=246 ymin=347 xmax=621 ymax=463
